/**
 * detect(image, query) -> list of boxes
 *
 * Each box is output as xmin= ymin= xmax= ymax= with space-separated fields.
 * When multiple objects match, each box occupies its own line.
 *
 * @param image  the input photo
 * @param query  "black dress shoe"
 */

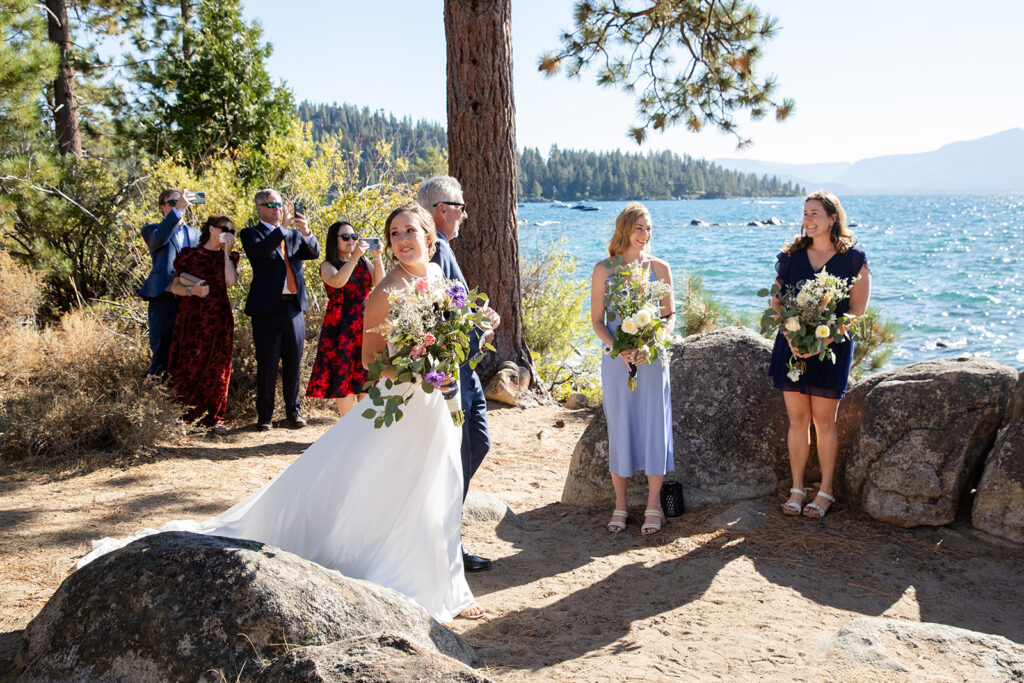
xmin=256 ymin=421 xmax=273 ymax=432
xmin=288 ymin=412 xmax=307 ymax=429
xmin=462 ymin=552 xmax=493 ymax=572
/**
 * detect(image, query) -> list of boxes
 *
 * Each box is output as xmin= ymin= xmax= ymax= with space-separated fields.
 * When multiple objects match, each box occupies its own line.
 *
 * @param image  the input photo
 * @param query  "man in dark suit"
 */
xmin=139 ymin=188 xmax=201 ymax=378
xmin=240 ymin=189 xmax=320 ymax=431
xmin=418 ymin=175 xmax=501 ymax=572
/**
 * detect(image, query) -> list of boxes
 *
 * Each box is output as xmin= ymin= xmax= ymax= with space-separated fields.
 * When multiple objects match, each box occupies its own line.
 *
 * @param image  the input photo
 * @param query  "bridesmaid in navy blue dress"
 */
xmin=768 ymin=192 xmax=871 ymax=519
xmin=590 ymin=202 xmax=675 ymax=535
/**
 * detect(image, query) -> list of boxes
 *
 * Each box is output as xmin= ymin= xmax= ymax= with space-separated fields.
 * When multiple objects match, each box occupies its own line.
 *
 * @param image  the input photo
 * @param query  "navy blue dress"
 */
xmin=768 ymin=247 xmax=869 ymax=399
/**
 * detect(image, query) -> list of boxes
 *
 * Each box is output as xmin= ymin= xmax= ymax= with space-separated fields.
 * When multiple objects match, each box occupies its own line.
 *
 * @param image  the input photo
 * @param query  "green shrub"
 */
xmin=677 ymin=272 xmax=751 ymax=336
xmin=851 ymin=305 xmax=900 ymax=379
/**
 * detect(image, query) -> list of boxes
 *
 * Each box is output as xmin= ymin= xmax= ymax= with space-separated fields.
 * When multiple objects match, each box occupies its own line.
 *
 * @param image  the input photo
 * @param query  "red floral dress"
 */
xmin=167 ymin=247 xmax=239 ymax=426
xmin=306 ymin=258 xmax=373 ymax=398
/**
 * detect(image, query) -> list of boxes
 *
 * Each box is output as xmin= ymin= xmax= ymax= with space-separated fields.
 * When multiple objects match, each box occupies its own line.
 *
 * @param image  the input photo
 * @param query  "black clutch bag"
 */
xmin=660 ymin=480 xmax=685 ymax=517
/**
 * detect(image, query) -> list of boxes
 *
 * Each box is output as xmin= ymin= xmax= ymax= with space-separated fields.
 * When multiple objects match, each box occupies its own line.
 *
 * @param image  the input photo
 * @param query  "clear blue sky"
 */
xmin=239 ymin=0 xmax=1024 ymax=165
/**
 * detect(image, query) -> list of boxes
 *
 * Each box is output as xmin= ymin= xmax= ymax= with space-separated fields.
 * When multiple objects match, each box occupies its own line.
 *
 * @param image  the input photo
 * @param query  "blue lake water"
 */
xmin=517 ymin=195 xmax=1024 ymax=372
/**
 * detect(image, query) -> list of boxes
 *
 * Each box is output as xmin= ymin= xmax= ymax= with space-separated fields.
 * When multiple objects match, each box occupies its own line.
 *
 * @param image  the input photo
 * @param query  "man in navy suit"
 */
xmin=240 ymin=189 xmax=320 ymax=431
xmin=418 ymin=175 xmax=501 ymax=572
xmin=139 ymin=189 xmax=201 ymax=378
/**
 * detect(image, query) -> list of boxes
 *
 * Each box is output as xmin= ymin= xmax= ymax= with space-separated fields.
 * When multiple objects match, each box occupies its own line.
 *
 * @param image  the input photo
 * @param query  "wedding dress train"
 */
xmin=79 ymin=386 xmax=475 ymax=622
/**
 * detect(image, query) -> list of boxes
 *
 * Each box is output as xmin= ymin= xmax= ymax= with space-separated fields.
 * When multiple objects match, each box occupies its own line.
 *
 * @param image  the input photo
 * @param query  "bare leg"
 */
xmin=782 ymin=391 xmax=813 ymax=509
xmin=334 ymin=393 xmax=364 ymax=418
xmin=805 ymin=395 xmax=841 ymax=517
xmin=608 ymin=473 xmax=629 ymax=531
xmin=642 ymin=474 xmax=665 ymax=533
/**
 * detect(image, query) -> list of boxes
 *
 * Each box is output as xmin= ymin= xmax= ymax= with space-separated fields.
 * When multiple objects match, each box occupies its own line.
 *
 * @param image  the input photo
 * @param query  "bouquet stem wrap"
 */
xmin=442 ymin=383 xmax=464 ymax=426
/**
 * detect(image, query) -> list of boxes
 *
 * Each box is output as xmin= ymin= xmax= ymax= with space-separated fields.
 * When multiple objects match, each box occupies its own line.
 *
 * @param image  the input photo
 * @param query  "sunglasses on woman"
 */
xmin=339 ymin=234 xmax=361 ymax=242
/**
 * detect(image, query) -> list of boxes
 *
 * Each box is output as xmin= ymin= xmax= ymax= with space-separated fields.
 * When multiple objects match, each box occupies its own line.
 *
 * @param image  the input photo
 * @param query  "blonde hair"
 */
xmin=383 ymin=202 xmax=438 ymax=263
xmin=782 ymin=191 xmax=857 ymax=255
xmin=607 ymin=202 xmax=652 ymax=257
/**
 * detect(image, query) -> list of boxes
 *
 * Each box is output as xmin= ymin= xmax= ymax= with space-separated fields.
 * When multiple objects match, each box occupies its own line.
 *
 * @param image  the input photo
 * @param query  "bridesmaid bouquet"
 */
xmin=758 ymin=269 xmax=859 ymax=381
xmin=363 ymin=276 xmax=493 ymax=427
xmin=604 ymin=260 xmax=677 ymax=390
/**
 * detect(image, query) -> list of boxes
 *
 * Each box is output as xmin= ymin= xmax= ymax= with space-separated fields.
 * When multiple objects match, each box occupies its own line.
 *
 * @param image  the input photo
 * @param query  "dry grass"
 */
xmin=0 ymin=251 xmax=42 ymax=330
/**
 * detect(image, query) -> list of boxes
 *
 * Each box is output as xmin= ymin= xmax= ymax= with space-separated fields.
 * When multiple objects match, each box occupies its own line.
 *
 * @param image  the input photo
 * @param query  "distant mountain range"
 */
xmin=714 ymin=128 xmax=1024 ymax=194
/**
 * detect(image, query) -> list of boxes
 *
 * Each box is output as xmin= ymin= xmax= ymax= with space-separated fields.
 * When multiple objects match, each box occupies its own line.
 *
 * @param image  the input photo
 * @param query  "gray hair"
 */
xmin=416 ymin=176 xmax=462 ymax=212
xmin=254 ymin=188 xmax=280 ymax=205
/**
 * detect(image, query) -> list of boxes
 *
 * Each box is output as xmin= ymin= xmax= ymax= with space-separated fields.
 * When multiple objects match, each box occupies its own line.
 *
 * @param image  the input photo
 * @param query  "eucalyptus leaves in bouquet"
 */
xmin=363 ymin=276 xmax=493 ymax=427
xmin=604 ymin=259 xmax=679 ymax=390
xmin=758 ymin=269 xmax=860 ymax=381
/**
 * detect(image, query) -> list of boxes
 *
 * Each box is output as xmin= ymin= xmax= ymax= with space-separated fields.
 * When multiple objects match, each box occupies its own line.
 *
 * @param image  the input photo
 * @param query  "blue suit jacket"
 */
xmin=431 ymin=235 xmax=485 ymax=399
xmin=240 ymin=221 xmax=321 ymax=315
xmin=138 ymin=209 xmax=201 ymax=300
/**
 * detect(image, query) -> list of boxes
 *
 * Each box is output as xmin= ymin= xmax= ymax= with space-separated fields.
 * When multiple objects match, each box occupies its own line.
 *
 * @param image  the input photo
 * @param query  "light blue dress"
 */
xmin=600 ymin=270 xmax=674 ymax=478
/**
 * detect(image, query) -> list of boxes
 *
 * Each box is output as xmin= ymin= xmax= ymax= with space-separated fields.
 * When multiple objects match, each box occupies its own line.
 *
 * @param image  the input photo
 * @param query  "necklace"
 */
xmin=397 ymin=260 xmax=428 ymax=280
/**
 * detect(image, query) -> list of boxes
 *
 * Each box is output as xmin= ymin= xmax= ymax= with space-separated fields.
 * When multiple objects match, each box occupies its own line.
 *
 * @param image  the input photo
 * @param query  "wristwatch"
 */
xmin=185 ymin=285 xmax=193 ymax=296
xmin=603 ymin=343 xmax=613 ymax=355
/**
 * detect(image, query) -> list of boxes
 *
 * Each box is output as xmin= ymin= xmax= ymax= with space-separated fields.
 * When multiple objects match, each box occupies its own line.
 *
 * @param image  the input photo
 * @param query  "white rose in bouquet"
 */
xmin=621 ymin=317 xmax=639 ymax=335
xmin=784 ymin=316 xmax=801 ymax=333
xmin=815 ymin=324 xmax=831 ymax=339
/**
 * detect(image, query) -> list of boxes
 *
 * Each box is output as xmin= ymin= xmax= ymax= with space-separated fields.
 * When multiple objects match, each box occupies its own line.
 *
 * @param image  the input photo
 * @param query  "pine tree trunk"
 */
xmin=45 ymin=0 xmax=82 ymax=159
xmin=444 ymin=0 xmax=533 ymax=386
xmin=181 ymin=0 xmax=194 ymax=61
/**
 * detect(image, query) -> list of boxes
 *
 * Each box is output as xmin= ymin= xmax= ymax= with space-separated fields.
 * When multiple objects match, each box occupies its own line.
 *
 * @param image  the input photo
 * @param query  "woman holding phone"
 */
xmin=306 ymin=220 xmax=384 ymax=417
xmin=167 ymin=214 xmax=240 ymax=435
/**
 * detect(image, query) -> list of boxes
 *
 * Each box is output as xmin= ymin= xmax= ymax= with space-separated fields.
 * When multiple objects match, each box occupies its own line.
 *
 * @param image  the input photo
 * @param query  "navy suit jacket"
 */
xmin=431 ymin=234 xmax=484 ymax=395
xmin=240 ymin=221 xmax=320 ymax=315
xmin=138 ymin=209 xmax=201 ymax=300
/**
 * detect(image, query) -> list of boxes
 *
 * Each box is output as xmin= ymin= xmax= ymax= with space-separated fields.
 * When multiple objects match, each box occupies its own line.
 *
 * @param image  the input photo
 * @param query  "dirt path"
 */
xmin=3 ymin=402 xmax=1023 ymax=680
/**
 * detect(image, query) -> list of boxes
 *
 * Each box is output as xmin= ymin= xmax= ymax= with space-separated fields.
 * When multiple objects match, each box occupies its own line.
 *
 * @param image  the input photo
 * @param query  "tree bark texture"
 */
xmin=45 ymin=0 xmax=83 ymax=159
xmin=181 ymin=0 xmax=194 ymax=61
xmin=444 ymin=0 xmax=531 ymax=385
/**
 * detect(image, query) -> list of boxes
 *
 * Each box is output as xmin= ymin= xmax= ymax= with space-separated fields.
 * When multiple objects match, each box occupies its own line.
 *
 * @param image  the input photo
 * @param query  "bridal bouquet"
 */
xmin=758 ymin=269 xmax=859 ymax=381
xmin=363 ymin=276 xmax=493 ymax=427
xmin=604 ymin=260 xmax=678 ymax=390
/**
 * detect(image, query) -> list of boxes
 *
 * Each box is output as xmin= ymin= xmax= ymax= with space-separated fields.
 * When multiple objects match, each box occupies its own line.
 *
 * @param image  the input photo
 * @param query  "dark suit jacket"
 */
xmin=138 ymin=209 xmax=201 ymax=300
xmin=240 ymin=221 xmax=321 ymax=315
xmin=431 ymin=234 xmax=484 ymax=389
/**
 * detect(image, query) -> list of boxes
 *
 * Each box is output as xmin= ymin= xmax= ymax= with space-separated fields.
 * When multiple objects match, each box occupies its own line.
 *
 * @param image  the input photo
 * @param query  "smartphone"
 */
xmin=218 ymin=232 xmax=231 ymax=243
xmin=363 ymin=237 xmax=380 ymax=251
xmin=184 ymin=190 xmax=206 ymax=204
xmin=293 ymin=201 xmax=305 ymax=216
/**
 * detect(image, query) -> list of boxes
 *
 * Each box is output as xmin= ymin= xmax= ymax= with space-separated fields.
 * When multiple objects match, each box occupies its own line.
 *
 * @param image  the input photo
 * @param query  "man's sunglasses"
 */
xmin=433 ymin=201 xmax=466 ymax=212
xmin=162 ymin=199 xmax=179 ymax=206
xmin=339 ymin=234 xmax=361 ymax=242
xmin=259 ymin=202 xmax=284 ymax=208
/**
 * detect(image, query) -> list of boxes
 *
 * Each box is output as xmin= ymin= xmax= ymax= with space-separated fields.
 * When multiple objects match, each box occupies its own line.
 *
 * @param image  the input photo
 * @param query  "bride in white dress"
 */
xmin=79 ymin=202 xmax=485 ymax=622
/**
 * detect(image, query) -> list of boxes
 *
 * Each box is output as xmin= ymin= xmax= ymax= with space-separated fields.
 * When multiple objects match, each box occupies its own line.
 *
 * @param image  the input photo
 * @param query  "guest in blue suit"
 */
xmin=418 ymin=175 xmax=501 ymax=573
xmin=240 ymin=189 xmax=320 ymax=431
xmin=139 ymin=189 xmax=201 ymax=378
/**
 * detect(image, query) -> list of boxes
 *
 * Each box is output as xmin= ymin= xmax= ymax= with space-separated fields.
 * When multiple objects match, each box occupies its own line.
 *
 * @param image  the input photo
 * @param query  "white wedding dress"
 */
xmin=78 ymin=386 xmax=475 ymax=622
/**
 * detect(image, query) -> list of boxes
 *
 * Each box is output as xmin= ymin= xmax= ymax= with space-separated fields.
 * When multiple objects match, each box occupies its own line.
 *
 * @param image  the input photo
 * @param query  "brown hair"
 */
xmin=607 ymin=202 xmax=652 ymax=257
xmin=782 ymin=191 xmax=857 ymax=255
xmin=158 ymin=188 xmax=181 ymax=206
xmin=199 ymin=215 xmax=235 ymax=246
xmin=383 ymin=202 xmax=438 ymax=263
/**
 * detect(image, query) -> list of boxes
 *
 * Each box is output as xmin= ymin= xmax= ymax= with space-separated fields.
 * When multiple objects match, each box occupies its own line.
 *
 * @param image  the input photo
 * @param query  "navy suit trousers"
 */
xmin=251 ymin=299 xmax=305 ymax=423
xmin=147 ymin=295 xmax=179 ymax=378
xmin=459 ymin=368 xmax=490 ymax=500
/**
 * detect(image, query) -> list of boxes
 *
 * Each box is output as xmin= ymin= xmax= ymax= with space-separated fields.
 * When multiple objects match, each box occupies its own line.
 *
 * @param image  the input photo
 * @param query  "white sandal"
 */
xmin=782 ymin=488 xmax=806 ymax=516
xmin=803 ymin=491 xmax=835 ymax=519
xmin=641 ymin=509 xmax=664 ymax=535
xmin=607 ymin=509 xmax=628 ymax=533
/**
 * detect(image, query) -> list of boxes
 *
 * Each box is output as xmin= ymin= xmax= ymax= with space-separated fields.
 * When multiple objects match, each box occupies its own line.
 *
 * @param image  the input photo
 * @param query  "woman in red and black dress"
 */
xmin=306 ymin=220 xmax=384 ymax=417
xmin=167 ymin=215 xmax=240 ymax=435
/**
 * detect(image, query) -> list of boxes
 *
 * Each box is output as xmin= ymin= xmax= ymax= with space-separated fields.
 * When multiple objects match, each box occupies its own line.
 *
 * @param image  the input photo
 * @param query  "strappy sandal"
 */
xmin=782 ymin=488 xmax=806 ymax=516
xmin=641 ymin=509 xmax=664 ymax=535
xmin=458 ymin=602 xmax=487 ymax=620
xmin=803 ymin=491 xmax=835 ymax=519
xmin=607 ymin=509 xmax=628 ymax=533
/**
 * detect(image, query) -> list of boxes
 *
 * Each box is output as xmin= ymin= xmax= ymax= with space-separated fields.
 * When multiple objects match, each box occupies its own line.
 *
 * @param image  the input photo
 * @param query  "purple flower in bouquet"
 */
xmin=424 ymin=371 xmax=447 ymax=388
xmin=445 ymin=282 xmax=468 ymax=308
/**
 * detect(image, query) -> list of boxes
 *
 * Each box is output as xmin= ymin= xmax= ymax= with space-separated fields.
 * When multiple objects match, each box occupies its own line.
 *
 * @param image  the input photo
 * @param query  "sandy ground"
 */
xmin=2 ymin=402 xmax=1024 ymax=681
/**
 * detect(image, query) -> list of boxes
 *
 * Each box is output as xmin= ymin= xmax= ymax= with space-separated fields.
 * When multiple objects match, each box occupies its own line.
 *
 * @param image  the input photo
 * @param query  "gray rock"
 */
xmin=12 ymin=532 xmax=473 ymax=682
xmin=463 ymin=490 xmax=524 ymax=528
xmin=707 ymin=500 xmax=772 ymax=532
xmin=689 ymin=218 xmax=707 ymax=226
xmin=255 ymin=631 xmax=492 ymax=682
xmin=840 ymin=358 xmax=1017 ymax=527
xmin=562 ymin=327 xmax=790 ymax=509
xmin=764 ymin=216 xmax=784 ymax=226
xmin=822 ymin=617 xmax=1024 ymax=680
xmin=484 ymin=361 xmax=528 ymax=407
xmin=563 ymin=392 xmax=598 ymax=410
xmin=972 ymin=416 xmax=1024 ymax=543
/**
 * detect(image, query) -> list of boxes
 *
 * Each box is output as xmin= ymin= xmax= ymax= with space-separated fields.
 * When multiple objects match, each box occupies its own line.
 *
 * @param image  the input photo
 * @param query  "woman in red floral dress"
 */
xmin=306 ymin=220 xmax=384 ymax=416
xmin=167 ymin=215 xmax=240 ymax=435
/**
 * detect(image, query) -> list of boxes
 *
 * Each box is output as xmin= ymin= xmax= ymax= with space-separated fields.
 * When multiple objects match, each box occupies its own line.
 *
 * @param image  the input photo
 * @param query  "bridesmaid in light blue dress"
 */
xmin=590 ymin=202 xmax=675 ymax=535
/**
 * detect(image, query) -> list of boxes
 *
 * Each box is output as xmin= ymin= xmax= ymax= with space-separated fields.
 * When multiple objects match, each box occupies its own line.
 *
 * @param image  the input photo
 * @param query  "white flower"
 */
xmin=635 ymin=309 xmax=653 ymax=326
xmin=784 ymin=317 xmax=801 ymax=333
xmin=621 ymin=317 xmax=639 ymax=335
xmin=787 ymin=368 xmax=802 ymax=382
xmin=815 ymin=325 xmax=831 ymax=339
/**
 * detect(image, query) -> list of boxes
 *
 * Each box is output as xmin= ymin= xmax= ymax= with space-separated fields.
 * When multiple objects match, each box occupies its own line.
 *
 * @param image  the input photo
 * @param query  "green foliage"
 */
xmin=539 ymin=0 xmax=795 ymax=147
xmin=520 ymin=238 xmax=601 ymax=401
xmin=850 ymin=305 xmax=899 ymax=379
xmin=677 ymin=272 xmax=751 ymax=336
xmin=0 ymin=0 xmax=56 ymax=151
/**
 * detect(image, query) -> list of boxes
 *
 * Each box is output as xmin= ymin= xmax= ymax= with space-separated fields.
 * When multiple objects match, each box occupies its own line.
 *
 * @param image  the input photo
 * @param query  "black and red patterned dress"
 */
xmin=167 ymin=246 xmax=239 ymax=426
xmin=306 ymin=258 xmax=373 ymax=399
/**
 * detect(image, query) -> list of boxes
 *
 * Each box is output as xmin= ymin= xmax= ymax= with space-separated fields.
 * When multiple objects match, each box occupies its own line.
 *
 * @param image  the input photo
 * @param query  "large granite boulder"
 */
xmin=840 ymin=358 xmax=1017 ymax=527
xmin=12 ymin=532 xmax=473 ymax=682
xmin=562 ymin=327 xmax=790 ymax=509
xmin=972 ymin=374 xmax=1024 ymax=543
xmin=255 ymin=632 xmax=492 ymax=682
